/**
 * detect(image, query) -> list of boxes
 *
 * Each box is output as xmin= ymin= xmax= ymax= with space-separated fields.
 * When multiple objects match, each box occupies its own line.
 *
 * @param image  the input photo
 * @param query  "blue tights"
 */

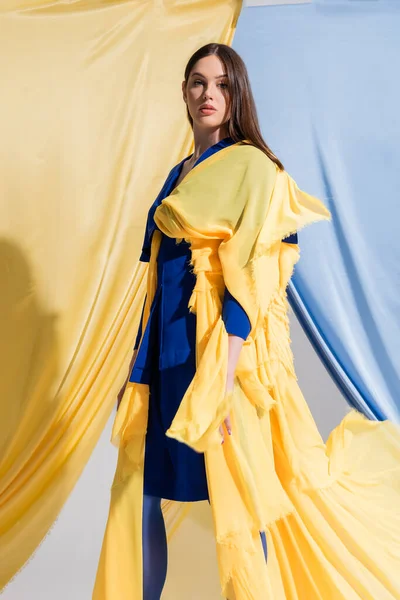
xmin=142 ymin=494 xmax=268 ymax=600
xmin=142 ymin=495 xmax=168 ymax=600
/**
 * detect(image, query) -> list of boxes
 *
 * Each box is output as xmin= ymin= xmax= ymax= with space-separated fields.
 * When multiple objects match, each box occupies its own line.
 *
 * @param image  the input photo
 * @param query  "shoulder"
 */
xmin=232 ymin=142 xmax=279 ymax=177
xmin=235 ymin=142 xmax=278 ymax=168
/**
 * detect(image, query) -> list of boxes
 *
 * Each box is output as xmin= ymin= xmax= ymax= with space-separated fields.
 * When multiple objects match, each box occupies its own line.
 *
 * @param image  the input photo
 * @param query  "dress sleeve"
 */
xmin=222 ymin=230 xmax=297 ymax=340
xmin=140 ymin=166 xmax=179 ymax=262
xmin=222 ymin=288 xmax=251 ymax=340
xmin=138 ymin=220 xmax=151 ymax=263
xmin=282 ymin=231 xmax=298 ymax=244
xmin=133 ymin=295 xmax=147 ymax=350
xmin=139 ymin=248 xmax=150 ymax=262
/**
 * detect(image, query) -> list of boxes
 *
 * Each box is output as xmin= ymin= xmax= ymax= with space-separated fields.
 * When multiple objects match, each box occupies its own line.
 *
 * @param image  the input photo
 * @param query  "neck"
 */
xmin=190 ymin=126 xmax=230 ymax=162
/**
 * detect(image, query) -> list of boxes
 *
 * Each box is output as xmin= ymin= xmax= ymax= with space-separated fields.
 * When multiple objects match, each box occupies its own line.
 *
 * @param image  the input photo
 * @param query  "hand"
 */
xmin=117 ymin=349 xmax=138 ymax=411
xmin=219 ymin=414 xmax=232 ymax=444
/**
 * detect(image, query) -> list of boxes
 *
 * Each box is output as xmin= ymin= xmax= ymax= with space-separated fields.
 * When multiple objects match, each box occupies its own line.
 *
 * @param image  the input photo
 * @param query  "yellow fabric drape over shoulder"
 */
xmin=105 ymin=142 xmax=400 ymax=599
xmin=0 ymin=0 xmax=242 ymax=592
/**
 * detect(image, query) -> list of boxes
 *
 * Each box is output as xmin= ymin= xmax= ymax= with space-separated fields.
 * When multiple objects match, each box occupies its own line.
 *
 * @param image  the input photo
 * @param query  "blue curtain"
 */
xmin=234 ymin=0 xmax=400 ymax=422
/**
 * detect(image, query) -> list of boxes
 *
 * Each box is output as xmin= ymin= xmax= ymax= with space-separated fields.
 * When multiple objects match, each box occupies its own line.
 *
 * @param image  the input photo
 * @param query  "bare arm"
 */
xmin=219 ymin=334 xmax=245 ymax=442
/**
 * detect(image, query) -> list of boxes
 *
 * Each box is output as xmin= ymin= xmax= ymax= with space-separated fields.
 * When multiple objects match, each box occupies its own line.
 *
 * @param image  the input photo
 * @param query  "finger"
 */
xmin=224 ymin=415 xmax=232 ymax=435
xmin=219 ymin=424 xmax=225 ymax=444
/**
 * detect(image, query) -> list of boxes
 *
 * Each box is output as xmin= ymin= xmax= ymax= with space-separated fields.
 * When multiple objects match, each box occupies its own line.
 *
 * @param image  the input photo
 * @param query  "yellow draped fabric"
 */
xmin=0 ymin=0 xmax=242 ymax=592
xmin=99 ymin=142 xmax=400 ymax=599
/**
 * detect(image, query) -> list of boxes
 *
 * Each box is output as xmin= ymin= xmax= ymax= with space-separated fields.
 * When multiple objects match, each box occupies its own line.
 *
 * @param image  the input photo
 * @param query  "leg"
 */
xmin=142 ymin=494 xmax=168 ymax=600
xmin=260 ymin=531 xmax=268 ymax=563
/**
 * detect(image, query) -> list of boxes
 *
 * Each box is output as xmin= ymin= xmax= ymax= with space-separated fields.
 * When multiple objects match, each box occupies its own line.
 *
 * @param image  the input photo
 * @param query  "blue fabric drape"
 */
xmin=234 ymin=0 xmax=400 ymax=421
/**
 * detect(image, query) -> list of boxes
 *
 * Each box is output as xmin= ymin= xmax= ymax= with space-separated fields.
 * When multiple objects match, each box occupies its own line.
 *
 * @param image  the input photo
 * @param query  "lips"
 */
xmin=199 ymin=105 xmax=216 ymax=112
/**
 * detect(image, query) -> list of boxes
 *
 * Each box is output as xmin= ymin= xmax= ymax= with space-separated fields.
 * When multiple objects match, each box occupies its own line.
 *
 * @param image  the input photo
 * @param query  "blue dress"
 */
xmin=130 ymin=137 xmax=297 ymax=502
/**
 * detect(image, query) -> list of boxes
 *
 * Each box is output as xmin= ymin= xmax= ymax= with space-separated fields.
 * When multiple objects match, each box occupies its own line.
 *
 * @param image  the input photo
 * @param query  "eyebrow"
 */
xmin=190 ymin=72 xmax=227 ymax=79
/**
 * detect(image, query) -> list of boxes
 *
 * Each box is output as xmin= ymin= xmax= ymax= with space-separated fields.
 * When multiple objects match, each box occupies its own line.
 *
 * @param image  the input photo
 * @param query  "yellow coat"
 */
xmin=94 ymin=142 xmax=400 ymax=599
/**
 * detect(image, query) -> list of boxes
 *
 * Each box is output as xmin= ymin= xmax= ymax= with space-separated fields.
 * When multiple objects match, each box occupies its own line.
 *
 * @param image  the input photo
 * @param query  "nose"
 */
xmin=203 ymin=84 xmax=214 ymax=101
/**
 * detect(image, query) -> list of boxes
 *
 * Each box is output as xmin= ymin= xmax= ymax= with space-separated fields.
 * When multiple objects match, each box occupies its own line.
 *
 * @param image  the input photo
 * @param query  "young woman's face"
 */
xmin=183 ymin=55 xmax=231 ymax=131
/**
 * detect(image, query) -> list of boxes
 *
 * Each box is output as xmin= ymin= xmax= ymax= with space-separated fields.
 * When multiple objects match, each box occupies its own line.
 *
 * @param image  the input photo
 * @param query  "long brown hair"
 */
xmin=183 ymin=43 xmax=284 ymax=171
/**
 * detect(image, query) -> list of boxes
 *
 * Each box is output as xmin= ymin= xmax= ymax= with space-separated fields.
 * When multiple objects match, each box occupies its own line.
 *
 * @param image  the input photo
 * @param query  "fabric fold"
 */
xmin=102 ymin=141 xmax=400 ymax=599
xmin=153 ymin=142 xmax=400 ymax=598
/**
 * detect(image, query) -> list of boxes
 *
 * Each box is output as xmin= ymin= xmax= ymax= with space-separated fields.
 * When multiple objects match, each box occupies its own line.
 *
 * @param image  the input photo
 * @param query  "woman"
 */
xmin=94 ymin=44 xmax=400 ymax=600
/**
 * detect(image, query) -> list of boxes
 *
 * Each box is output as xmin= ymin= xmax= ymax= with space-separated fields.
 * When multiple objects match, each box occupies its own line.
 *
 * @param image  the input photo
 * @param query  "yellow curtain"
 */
xmin=0 ymin=0 xmax=242 ymax=591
